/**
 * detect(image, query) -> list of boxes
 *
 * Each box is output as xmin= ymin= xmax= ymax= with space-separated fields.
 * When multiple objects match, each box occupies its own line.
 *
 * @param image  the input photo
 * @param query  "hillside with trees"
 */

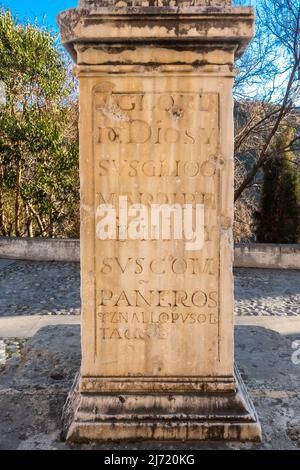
xmin=1 ymin=0 xmax=300 ymax=242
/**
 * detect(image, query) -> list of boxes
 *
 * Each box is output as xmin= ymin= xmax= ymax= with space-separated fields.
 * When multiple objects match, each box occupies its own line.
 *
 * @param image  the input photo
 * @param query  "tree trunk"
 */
xmin=14 ymin=158 xmax=21 ymax=236
xmin=0 ymin=190 xmax=7 ymax=236
xmin=24 ymin=203 xmax=33 ymax=237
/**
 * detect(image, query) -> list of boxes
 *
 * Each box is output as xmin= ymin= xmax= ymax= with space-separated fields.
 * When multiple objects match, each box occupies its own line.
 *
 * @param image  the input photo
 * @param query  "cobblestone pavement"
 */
xmin=235 ymin=268 xmax=300 ymax=316
xmin=0 ymin=261 xmax=80 ymax=317
xmin=0 ymin=260 xmax=299 ymax=317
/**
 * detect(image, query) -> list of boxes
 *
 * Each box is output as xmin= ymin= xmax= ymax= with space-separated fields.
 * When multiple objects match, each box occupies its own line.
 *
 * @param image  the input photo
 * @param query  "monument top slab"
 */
xmin=78 ymin=0 xmax=232 ymax=9
xmin=58 ymin=0 xmax=254 ymax=61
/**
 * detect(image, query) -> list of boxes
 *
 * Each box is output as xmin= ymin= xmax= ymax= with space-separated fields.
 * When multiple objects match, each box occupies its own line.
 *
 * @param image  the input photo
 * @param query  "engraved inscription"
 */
xmin=92 ymin=81 xmax=221 ymax=375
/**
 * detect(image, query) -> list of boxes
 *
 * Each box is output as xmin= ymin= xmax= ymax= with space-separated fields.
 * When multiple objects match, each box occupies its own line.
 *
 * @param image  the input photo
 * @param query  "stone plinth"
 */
xmin=57 ymin=0 xmax=261 ymax=442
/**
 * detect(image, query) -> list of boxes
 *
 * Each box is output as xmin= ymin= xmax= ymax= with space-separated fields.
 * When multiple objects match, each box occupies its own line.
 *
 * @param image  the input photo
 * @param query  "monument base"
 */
xmin=62 ymin=366 xmax=261 ymax=442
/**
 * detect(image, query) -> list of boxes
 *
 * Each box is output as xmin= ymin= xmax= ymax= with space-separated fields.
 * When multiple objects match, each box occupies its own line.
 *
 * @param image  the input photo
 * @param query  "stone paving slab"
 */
xmin=0 ymin=315 xmax=80 ymax=339
xmin=0 ymin=322 xmax=299 ymax=450
xmin=0 ymin=260 xmax=299 ymax=317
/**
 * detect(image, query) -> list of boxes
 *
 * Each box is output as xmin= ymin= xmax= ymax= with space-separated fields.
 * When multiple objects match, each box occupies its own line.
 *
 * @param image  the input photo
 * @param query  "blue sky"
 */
xmin=1 ymin=1 xmax=77 ymax=30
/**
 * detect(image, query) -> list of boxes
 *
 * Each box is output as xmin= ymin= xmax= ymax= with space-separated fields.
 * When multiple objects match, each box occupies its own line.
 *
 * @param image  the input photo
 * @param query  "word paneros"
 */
xmin=97 ymin=289 xmax=218 ymax=308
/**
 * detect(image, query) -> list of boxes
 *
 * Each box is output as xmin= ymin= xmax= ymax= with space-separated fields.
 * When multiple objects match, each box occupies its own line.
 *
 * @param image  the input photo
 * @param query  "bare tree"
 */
xmin=234 ymin=0 xmax=300 ymax=202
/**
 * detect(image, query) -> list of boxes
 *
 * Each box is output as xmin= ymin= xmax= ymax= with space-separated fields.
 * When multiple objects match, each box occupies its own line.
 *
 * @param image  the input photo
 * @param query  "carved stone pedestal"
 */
xmin=58 ymin=0 xmax=261 ymax=442
xmin=63 ymin=366 xmax=260 ymax=442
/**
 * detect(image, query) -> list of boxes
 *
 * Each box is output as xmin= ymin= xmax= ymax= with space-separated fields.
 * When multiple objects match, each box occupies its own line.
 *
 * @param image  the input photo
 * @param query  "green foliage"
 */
xmin=0 ymin=8 xmax=79 ymax=237
xmin=256 ymin=128 xmax=300 ymax=243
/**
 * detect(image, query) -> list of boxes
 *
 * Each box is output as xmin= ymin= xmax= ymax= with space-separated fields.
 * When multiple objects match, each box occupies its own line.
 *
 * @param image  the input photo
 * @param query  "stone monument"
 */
xmin=58 ymin=0 xmax=261 ymax=442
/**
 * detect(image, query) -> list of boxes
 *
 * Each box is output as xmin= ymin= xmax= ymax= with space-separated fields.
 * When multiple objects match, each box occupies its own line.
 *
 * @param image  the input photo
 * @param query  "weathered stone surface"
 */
xmin=235 ymin=244 xmax=300 ymax=270
xmin=57 ymin=1 xmax=254 ymax=61
xmin=57 ymin=0 xmax=260 ymax=441
xmin=79 ymin=1 xmax=233 ymax=8
xmin=62 ymin=366 xmax=260 ymax=442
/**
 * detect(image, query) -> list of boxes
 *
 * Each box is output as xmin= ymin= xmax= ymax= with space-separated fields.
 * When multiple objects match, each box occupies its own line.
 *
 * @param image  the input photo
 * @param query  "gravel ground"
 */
xmin=0 ymin=260 xmax=299 ymax=317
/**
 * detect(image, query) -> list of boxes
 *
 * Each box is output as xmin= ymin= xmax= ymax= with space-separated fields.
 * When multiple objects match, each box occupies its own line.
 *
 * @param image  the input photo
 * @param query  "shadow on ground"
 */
xmin=0 ymin=324 xmax=299 ymax=450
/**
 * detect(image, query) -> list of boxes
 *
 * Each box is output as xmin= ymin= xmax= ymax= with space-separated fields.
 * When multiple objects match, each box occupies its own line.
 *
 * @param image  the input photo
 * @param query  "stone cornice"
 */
xmin=57 ymin=5 xmax=255 ymax=62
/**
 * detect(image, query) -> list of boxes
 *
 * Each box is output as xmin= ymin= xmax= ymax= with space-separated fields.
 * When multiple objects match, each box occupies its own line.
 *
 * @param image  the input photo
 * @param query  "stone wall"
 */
xmin=0 ymin=237 xmax=299 ymax=269
xmin=234 ymin=243 xmax=300 ymax=270
xmin=0 ymin=237 xmax=80 ymax=263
